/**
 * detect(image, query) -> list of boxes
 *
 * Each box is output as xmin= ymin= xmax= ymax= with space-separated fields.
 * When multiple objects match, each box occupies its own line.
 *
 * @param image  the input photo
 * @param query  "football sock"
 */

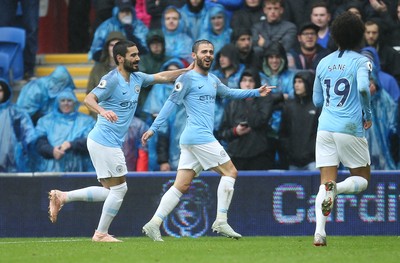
xmin=216 ymin=176 xmax=235 ymax=222
xmin=152 ymin=186 xmax=182 ymax=227
xmin=97 ymin=182 xmax=127 ymax=234
xmin=66 ymin=186 xmax=109 ymax=203
xmin=314 ymin=184 xmax=327 ymax=237
xmin=337 ymin=176 xmax=368 ymax=194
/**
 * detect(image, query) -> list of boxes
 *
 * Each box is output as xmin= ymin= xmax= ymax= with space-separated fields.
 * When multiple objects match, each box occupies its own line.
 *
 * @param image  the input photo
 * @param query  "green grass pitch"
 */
xmin=1 ymin=236 xmax=399 ymax=263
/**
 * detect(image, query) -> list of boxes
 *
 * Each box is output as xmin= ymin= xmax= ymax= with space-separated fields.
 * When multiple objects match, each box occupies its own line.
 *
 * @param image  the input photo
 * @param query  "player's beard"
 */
xmin=196 ymin=57 xmax=212 ymax=71
xmin=123 ymin=59 xmax=139 ymax=73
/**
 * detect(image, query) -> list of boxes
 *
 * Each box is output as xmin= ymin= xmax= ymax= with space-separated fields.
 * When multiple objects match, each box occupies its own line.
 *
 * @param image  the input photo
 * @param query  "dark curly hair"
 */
xmin=331 ymin=11 xmax=365 ymax=50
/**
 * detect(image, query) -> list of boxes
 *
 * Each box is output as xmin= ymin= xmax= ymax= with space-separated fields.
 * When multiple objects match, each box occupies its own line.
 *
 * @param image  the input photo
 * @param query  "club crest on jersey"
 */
xmin=367 ymin=61 xmax=373 ymax=72
xmin=135 ymin=85 xmax=140 ymax=93
xmin=98 ymin=80 xmax=107 ymax=89
xmin=174 ymin=81 xmax=183 ymax=92
xmin=213 ymin=82 xmax=217 ymax=89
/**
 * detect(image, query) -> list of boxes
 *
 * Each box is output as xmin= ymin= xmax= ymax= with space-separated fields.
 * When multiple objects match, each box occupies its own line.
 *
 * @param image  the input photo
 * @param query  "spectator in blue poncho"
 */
xmin=34 ymin=89 xmax=95 ymax=172
xmin=16 ymin=66 xmax=75 ymax=125
xmin=0 ymin=78 xmax=36 ymax=172
xmin=211 ymin=44 xmax=246 ymax=132
xmin=88 ymin=0 xmax=149 ymax=62
xmin=161 ymin=6 xmax=194 ymax=64
xmin=260 ymin=41 xmax=295 ymax=169
xmin=179 ymin=0 xmax=210 ymax=40
xmin=198 ymin=4 xmax=232 ymax=56
xmin=365 ymin=64 xmax=398 ymax=170
xmin=142 ymin=58 xmax=185 ymax=171
xmin=361 ymin=46 xmax=400 ymax=103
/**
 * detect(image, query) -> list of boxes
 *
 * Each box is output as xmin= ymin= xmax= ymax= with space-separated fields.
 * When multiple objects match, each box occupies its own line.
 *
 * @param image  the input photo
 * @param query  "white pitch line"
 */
xmin=0 ymin=239 xmax=87 ymax=244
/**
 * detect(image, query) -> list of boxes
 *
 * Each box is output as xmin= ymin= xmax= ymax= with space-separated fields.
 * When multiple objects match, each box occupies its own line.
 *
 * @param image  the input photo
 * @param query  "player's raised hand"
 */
xmin=141 ymin=130 xmax=155 ymax=146
xmin=258 ymin=84 xmax=276 ymax=96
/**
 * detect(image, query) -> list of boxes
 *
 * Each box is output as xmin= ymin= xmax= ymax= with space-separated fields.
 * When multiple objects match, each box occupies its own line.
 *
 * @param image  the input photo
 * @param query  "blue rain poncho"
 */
xmin=16 ymin=66 xmax=75 ymax=123
xmin=34 ymin=89 xmax=95 ymax=172
xmin=0 ymin=78 xmax=36 ymax=172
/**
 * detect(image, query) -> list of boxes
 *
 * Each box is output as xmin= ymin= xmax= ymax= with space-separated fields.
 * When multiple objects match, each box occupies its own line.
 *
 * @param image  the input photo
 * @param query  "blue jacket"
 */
xmin=161 ymin=6 xmax=194 ymax=63
xmin=89 ymin=6 xmax=149 ymax=61
xmin=0 ymin=78 xmax=36 ymax=172
xmin=16 ymin=66 xmax=75 ymax=123
xmin=179 ymin=1 xmax=210 ymax=40
xmin=142 ymin=58 xmax=185 ymax=170
xmin=34 ymin=89 xmax=95 ymax=172
xmin=361 ymin=46 xmax=400 ymax=103
xmin=198 ymin=4 xmax=232 ymax=55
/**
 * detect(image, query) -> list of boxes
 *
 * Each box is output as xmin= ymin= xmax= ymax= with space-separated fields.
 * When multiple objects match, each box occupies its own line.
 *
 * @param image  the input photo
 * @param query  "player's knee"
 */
xmin=174 ymin=183 xmax=190 ymax=194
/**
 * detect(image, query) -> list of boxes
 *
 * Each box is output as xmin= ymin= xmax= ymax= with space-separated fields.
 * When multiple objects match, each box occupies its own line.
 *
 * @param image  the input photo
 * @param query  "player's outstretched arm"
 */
xmin=152 ymin=62 xmax=194 ymax=84
xmin=258 ymin=84 xmax=276 ymax=97
xmin=141 ymin=130 xmax=154 ymax=146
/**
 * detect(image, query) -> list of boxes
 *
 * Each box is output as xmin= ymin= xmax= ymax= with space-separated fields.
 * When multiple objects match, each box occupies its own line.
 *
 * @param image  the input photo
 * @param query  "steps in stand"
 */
xmin=35 ymin=53 xmax=93 ymax=114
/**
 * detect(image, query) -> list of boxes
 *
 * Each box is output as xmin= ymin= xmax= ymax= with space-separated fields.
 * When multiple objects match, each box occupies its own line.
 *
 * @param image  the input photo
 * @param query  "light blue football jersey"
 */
xmin=88 ymin=69 xmax=154 ymax=147
xmin=150 ymin=70 xmax=260 ymax=145
xmin=313 ymin=50 xmax=372 ymax=137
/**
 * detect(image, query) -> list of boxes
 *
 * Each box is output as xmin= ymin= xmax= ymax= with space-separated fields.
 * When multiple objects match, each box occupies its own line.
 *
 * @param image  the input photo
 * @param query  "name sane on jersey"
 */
xmin=328 ymin=64 xmax=345 ymax=71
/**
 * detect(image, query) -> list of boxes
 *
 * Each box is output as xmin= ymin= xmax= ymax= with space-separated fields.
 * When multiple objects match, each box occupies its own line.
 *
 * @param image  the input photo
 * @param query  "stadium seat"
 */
xmin=0 ymin=52 xmax=11 ymax=81
xmin=0 ymin=27 xmax=26 ymax=82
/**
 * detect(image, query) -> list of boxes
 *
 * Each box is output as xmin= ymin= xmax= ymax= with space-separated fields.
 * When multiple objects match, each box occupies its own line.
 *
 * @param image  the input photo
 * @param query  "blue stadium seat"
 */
xmin=0 ymin=27 xmax=26 ymax=82
xmin=0 ymin=52 xmax=11 ymax=81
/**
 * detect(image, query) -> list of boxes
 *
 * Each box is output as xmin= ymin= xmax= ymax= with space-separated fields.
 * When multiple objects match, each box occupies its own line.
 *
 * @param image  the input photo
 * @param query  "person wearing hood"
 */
xmin=0 ymin=78 xmax=36 ymax=172
xmin=198 ymin=4 xmax=232 ymax=56
xmin=161 ymin=6 xmax=194 ymax=64
xmin=34 ymin=89 xmax=95 ymax=172
xmin=142 ymin=58 xmax=185 ymax=171
xmin=139 ymin=30 xmax=172 ymax=74
xmin=217 ymin=68 xmax=275 ymax=170
xmin=279 ymin=71 xmax=321 ymax=170
xmin=179 ymin=0 xmax=210 ymax=40
xmin=260 ymin=41 xmax=295 ymax=169
xmin=16 ymin=66 xmax=75 ymax=125
xmin=212 ymin=44 xmax=246 ymax=132
xmin=361 ymin=48 xmax=398 ymax=170
xmin=88 ymin=0 xmax=149 ymax=62
xmin=87 ymin=31 xmax=126 ymax=119
xmin=137 ymin=29 xmax=173 ymax=120
xmin=361 ymin=46 xmax=399 ymax=103
xmin=87 ymin=31 xmax=126 ymax=95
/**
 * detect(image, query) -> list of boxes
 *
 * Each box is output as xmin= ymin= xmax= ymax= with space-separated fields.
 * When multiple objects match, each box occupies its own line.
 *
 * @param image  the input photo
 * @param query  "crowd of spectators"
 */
xmin=1 ymin=0 xmax=400 ymax=173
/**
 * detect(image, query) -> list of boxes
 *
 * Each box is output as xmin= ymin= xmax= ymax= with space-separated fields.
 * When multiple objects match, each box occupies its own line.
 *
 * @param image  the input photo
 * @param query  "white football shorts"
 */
xmin=315 ymin=131 xmax=370 ymax=168
xmin=87 ymin=138 xmax=127 ymax=179
xmin=178 ymin=141 xmax=231 ymax=176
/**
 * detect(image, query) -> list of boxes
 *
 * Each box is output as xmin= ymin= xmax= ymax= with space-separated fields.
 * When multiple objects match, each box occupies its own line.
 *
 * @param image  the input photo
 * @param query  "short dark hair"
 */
xmin=231 ymin=27 xmax=252 ymax=42
xmin=113 ymin=40 xmax=136 ymax=65
xmin=192 ymin=39 xmax=213 ymax=53
xmin=330 ymin=11 xmax=365 ymax=50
